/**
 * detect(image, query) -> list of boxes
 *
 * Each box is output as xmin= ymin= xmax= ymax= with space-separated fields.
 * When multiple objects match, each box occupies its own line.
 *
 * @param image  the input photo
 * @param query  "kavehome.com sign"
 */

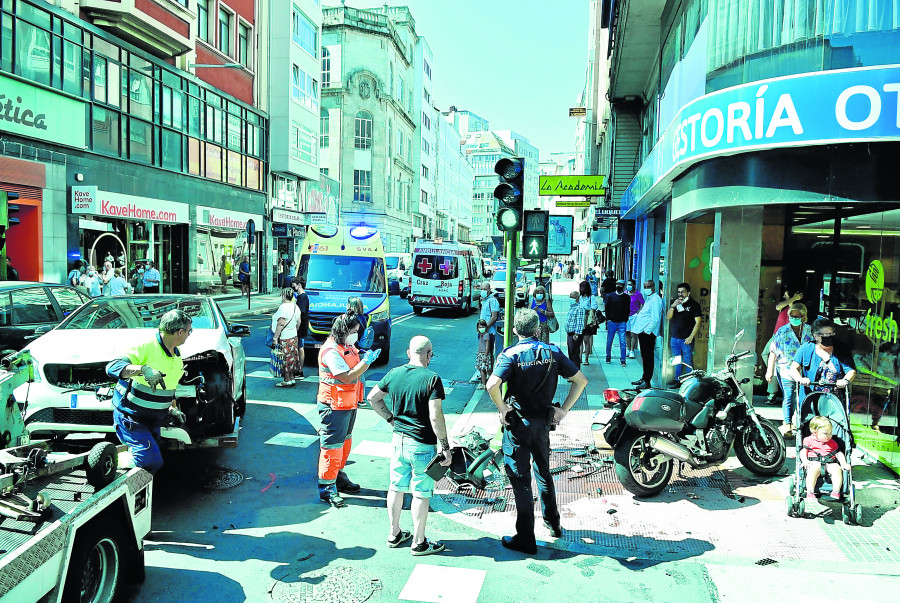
xmin=622 ymin=64 xmax=900 ymax=213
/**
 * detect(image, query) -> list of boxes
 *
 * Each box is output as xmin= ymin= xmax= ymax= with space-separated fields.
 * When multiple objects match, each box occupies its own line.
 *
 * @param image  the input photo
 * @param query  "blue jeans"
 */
xmin=670 ymin=338 xmax=694 ymax=379
xmin=114 ymin=408 xmax=164 ymax=474
xmin=605 ymin=321 xmax=627 ymax=362
xmin=502 ymin=415 xmax=559 ymax=544
xmin=779 ymin=376 xmax=799 ymax=424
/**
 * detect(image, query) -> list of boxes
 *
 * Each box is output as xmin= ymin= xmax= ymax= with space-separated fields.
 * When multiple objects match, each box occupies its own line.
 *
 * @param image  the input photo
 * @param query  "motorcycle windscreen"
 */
xmin=625 ymin=390 xmax=685 ymax=433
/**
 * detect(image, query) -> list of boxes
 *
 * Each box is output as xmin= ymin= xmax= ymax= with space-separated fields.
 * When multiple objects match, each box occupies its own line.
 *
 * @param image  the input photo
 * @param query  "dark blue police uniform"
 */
xmin=493 ymin=338 xmax=579 ymax=546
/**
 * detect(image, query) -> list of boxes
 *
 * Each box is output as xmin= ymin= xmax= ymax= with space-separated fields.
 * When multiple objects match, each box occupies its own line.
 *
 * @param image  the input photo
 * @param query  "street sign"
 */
xmin=247 ymin=218 xmax=256 ymax=239
xmin=547 ymin=215 xmax=574 ymax=256
xmin=539 ymin=175 xmax=606 ymax=197
xmin=556 ymin=199 xmax=591 ymax=207
xmin=569 ymin=107 xmax=586 ymax=117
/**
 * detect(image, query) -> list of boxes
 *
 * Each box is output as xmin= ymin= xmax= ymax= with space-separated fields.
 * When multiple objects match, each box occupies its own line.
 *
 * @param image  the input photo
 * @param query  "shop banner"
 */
xmin=195 ymin=205 xmax=262 ymax=231
xmin=272 ymin=208 xmax=305 ymax=226
xmin=623 ymin=64 xmax=900 ymax=216
xmin=302 ymin=175 xmax=341 ymax=226
xmin=71 ymin=186 xmax=190 ymax=223
xmin=0 ymin=73 xmax=87 ymax=148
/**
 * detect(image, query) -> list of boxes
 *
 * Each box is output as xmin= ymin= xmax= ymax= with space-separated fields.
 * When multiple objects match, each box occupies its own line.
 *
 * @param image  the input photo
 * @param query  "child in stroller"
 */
xmin=801 ymin=416 xmax=851 ymax=501
xmin=785 ymin=387 xmax=863 ymax=524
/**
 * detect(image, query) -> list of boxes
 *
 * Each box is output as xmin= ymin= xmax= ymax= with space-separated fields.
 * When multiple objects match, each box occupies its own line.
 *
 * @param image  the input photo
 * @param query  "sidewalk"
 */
xmin=216 ymin=292 xmax=282 ymax=320
xmin=435 ymin=281 xmax=900 ymax=575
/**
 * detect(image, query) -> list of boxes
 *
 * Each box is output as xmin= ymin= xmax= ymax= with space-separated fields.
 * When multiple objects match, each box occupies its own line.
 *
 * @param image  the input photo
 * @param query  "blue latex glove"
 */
xmin=362 ymin=349 xmax=381 ymax=365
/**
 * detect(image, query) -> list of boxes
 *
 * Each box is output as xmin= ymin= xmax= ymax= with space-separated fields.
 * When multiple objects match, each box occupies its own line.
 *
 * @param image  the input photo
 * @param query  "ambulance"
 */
xmin=409 ymin=240 xmax=487 ymax=315
xmin=298 ymin=225 xmax=391 ymax=357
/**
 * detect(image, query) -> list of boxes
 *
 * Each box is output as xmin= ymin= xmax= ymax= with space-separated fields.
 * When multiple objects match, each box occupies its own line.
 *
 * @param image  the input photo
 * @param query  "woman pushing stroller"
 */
xmin=788 ymin=317 xmax=856 ymax=409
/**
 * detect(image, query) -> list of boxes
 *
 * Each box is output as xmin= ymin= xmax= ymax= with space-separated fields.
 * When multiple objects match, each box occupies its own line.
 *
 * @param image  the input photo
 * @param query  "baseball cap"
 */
xmin=616 ymin=279 xmax=626 ymax=285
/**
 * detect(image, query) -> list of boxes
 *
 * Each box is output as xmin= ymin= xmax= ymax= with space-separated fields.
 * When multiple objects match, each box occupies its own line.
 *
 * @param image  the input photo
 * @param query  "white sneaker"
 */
xmin=628 ymin=351 xmax=635 ymax=359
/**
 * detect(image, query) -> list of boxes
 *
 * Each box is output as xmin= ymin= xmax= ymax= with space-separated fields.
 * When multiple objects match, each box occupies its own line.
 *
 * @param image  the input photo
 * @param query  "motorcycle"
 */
xmin=602 ymin=329 xmax=786 ymax=497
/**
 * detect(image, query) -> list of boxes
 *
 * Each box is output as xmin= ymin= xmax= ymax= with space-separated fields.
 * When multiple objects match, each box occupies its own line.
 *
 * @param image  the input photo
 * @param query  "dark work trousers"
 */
xmin=637 ymin=333 xmax=657 ymax=384
xmin=502 ymin=415 xmax=559 ymax=545
xmin=566 ymin=332 xmax=583 ymax=369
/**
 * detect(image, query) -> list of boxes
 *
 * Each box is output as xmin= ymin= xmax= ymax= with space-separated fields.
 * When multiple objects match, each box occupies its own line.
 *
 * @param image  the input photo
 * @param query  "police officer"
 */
xmin=486 ymin=308 xmax=588 ymax=554
xmin=106 ymin=309 xmax=192 ymax=473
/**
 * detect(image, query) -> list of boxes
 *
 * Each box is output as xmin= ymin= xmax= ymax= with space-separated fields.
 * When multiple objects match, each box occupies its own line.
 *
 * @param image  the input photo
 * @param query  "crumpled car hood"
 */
xmin=26 ymin=328 xmax=230 ymax=366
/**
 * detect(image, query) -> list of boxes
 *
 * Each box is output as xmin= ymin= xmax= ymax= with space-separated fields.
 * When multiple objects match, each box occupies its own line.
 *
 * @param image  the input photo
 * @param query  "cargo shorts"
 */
xmin=389 ymin=432 xmax=437 ymax=498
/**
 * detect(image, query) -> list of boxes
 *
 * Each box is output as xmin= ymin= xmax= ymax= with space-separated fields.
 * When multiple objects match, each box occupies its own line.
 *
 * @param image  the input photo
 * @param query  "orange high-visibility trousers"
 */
xmin=317 ymin=405 xmax=357 ymax=485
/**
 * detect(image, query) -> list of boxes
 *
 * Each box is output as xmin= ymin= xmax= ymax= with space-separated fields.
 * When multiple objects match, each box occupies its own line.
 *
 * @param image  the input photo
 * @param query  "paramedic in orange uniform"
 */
xmin=316 ymin=310 xmax=381 ymax=507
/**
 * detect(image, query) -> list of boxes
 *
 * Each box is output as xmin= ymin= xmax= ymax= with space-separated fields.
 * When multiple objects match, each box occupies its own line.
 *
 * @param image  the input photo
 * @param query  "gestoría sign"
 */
xmin=0 ymin=73 xmax=87 ymax=148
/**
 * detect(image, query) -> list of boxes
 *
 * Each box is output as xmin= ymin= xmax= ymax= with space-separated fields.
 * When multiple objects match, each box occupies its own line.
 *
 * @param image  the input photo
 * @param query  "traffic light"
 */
xmin=0 ymin=190 xmax=19 ymax=251
xmin=494 ymin=157 xmax=525 ymax=232
xmin=522 ymin=209 xmax=549 ymax=260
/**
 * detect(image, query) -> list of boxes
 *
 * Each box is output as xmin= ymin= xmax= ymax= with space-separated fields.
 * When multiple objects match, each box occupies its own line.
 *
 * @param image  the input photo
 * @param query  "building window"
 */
xmin=421 ymin=164 xmax=428 ymax=180
xmin=354 ymin=110 xmax=372 ymax=150
xmin=238 ymin=23 xmax=250 ymax=67
xmin=397 ymin=130 xmax=403 ymax=159
xmin=422 ymin=112 xmax=431 ymax=130
xmin=422 ymin=139 xmax=430 ymax=156
xmin=320 ymin=108 xmax=329 ymax=148
xmin=320 ymin=167 xmax=328 ymax=176
xmin=424 ymin=89 xmax=430 ymax=105
xmin=197 ymin=0 xmax=210 ymax=43
xmin=292 ymin=6 xmax=318 ymax=58
xmin=291 ymin=65 xmax=319 ymax=110
xmin=321 ymin=47 xmax=330 ymax=87
xmin=354 ymin=170 xmax=372 ymax=203
xmin=290 ymin=120 xmax=318 ymax=165
xmin=387 ymin=120 xmax=392 ymax=156
xmin=218 ymin=8 xmax=232 ymax=55
xmin=424 ymin=60 xmax=431 ymax=80
xmin=421 ymin=190 xmax=428 ymax=206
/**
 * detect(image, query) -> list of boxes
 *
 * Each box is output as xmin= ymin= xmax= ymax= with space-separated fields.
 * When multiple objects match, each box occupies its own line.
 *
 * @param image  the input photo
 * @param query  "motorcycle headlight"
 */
xmin=370 ymin=309 xmax=390 ymax=322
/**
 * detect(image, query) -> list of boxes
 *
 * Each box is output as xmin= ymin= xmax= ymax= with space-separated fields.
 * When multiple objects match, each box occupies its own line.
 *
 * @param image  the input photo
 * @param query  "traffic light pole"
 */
xmin=503 ymin=233 xmax=518 ymax=350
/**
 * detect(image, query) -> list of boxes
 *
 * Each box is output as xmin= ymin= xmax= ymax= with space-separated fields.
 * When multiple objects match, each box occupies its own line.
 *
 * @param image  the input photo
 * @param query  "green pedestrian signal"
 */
xmin=521 ymin=209 xmax=549 ymax=260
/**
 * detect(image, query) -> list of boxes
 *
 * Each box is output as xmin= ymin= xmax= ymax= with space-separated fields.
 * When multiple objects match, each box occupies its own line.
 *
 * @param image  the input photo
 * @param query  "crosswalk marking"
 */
xmin=350 ymin=440 xmax=393 ymax=458
xmin=264 ymin=432 xmax=318 ymax=448
xmin=399 ymin=564 xmax=486 ymax=603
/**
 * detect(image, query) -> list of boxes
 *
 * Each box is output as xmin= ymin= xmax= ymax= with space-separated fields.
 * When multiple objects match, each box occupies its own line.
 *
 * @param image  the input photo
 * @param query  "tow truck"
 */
xmin=0 ymin=351 xmax=151 ymax=603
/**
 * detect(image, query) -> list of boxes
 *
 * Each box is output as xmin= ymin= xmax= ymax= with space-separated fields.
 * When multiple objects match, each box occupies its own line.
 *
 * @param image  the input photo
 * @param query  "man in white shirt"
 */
xmin=143 ymin=261 xmax=161 ymax=293
xmin=630 ymin=280 xmax=665 ymax=389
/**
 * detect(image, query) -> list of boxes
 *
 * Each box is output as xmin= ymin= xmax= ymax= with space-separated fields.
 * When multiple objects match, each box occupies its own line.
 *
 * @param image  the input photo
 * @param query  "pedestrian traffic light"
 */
xmin=522 ymin=209 xmax=549 ymax=260
xmin=494 ymin=157 xmax=525 ymax=232
xmin=0 ymin=190 xmax=19 ymax=252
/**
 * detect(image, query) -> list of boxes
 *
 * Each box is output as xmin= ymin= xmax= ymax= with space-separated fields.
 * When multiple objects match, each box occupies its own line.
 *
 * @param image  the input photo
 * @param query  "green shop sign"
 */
xmin=0 ymin=73 xmax=86 ymax=148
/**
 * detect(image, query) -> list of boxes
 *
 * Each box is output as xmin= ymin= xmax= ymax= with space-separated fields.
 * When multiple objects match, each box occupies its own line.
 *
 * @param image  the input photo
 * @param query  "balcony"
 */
xmin=81 ymin=0 xmax=193 ymax=59
xmin=609 ymin=0 xmax=666 ymax=99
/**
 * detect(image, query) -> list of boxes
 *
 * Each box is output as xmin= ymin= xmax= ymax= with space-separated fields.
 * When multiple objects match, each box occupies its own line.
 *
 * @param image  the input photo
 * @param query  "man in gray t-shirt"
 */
xmin=479 ymin=282 xmax=501 ymax=360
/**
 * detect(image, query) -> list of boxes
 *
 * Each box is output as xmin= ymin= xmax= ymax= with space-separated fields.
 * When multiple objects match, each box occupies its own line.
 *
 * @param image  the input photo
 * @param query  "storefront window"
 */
xmin=789 ymin=206 xmax=900 ymax=473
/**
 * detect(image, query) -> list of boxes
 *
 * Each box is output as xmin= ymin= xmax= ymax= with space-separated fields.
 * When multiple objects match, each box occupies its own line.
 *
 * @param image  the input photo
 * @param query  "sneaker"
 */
xmin=621 ymin=361 xmax=627 ymax=367
xmin=628 ymin=351 xmax=635 ymax=359
xmin=387 ymin=530 xmax=412 ymax=548
xmin=605 ymin=358 xmax=612 ymax=364
xmin=411 ymin=539 xmax=445 ymax=556
xmin=778 ymin=423 xmax=792 ymax=436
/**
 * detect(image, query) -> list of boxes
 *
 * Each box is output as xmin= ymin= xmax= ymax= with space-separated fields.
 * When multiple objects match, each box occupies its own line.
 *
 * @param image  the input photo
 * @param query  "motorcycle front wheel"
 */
xmin=734 ymin=419 xmax=786 ymax=475
xmin=614 ymin=432 xmax=674 ymax=497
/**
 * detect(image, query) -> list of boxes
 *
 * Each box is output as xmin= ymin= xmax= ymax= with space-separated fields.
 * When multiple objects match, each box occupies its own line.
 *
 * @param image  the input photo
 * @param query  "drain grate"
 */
xmin=271 ymin=566 xmax=378 ymax=603
xmin=201 ymin=467 xmax=245 ymax=492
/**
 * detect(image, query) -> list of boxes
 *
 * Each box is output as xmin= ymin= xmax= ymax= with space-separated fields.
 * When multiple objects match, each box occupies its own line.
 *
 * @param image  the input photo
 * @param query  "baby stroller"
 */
xmin=785 ymin=381 xmax=863 ymax=524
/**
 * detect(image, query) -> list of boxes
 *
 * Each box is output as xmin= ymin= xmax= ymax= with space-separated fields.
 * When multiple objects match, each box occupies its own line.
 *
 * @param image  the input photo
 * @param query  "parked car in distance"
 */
xmin=0 ymin=282 xmax=92 ymax=352
xmin=17 ymin=295 xmax=250 ymax=450
xmin=490 ymin=269 xmax=529 ymax=308
xmin=385 ymin=252 xmax=412 ymax=296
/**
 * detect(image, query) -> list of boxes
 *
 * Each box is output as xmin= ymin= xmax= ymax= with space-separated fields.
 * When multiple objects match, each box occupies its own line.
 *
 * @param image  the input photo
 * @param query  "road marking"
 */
xmin=351 ymin=440 xmax=393 ymax=458
xmin=469 ymin=371 xmax=479 ymax=382
xmin=392 ymin=312 xmax=417 ymax=325
xmin=399 ymin=565 xmax=486 ymax=603
xmin=144 ymin=540 xmax=214 ymax=550
xmin=247 ymin=369 xmax=276 ymax=379
xmin=264 ymin=432 xmax=318 ymax=448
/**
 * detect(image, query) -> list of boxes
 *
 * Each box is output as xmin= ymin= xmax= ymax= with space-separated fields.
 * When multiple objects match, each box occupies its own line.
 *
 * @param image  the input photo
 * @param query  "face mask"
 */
xmin=789 ymin=317 xmax=803 ymax=327
xmin=88 ymin=271 xmax=96 ymax=277
xmin=643 ymin=288 xmax=653 ymax=296
xmin=818 ymin=335 xmax=834 ymax=346
xmin=480 ymin=290 xmax=488 ymax=299
xmin=535 ymin=294 xmax=544 ymax=301
xmin=345 ymin=332 xmax=359 ymax=346
xmin=478 ymin=328 xmax=486 ymax=334
xmin=626 ymin=285 xmax=634 ymax=292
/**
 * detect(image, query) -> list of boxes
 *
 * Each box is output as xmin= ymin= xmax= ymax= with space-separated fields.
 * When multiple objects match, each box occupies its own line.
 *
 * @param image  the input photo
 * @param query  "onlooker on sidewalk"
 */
xmin=765 ymin=286 xmax=805 ymax=404
xmin=109 ymin=268 xmax=130 ymax=296
xmin=479 ymin=282 xmax=501 ymax=359
xmin=630 ymin=280 xmax=664 ymax=389
xmin=80 ymin=265 xmax=102 ymax=297
xmin=625 ymin=279 xmax=645 ymax=359
xmin=600 ymin=270 xmax=617 ymax=298
xmin=100 ymin=261 xmax=114 ymax=296
xmin=292 ymin=276 xmax=310 ymax=379
xmin=530 ymin=285 xmax=553 ymax=343
xmin=565 ymin=289 xmax=586 ymax=369
xmin=666 ymin=282 xmax=702 ymax=386
xmin=143 ymin=261 xmax=161 ymax=293
xmin=604 ymin=279 xmax=630 ymax=367
xmin=67 ymin=260 xmax=84 ymax=287
xmin=238 ymin=255 xmax=251 ymax=297
xmin=475 ymin=319 xmax=492 ymax=388
xmin=367 ymin=336 xmax=452 ymax=556
xmin=578 ymin=281 xmax=599 ymax=365
xmin=767 ymin=302 xmax=814 ymax=436
xmin=271 ymin=289 xmax=302 ymax=388
xmin=487 ymin=309 xmax=589 ymax=555
xmin=587 ymin=270 xmax=599 ymax=297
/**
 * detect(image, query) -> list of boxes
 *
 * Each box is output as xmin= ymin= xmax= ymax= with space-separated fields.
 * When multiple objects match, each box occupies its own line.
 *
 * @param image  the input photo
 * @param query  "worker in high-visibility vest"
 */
xmin=317 ymin=310 xmax=381 ymax=507
xmin=106 ymin=309 xmax=192 ymax=473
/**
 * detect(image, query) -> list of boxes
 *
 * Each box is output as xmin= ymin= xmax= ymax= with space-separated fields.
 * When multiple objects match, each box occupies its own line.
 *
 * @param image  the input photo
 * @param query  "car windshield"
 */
xmin=62 ymin=297 xmax=218 ymax=330
xmin=299 ymin=255 xmax=386 ymax=292
xmin=385 ymin=256 xmax=400 ymax=270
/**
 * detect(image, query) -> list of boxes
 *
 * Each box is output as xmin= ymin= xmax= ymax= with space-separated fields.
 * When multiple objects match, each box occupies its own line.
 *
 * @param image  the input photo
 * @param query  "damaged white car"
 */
xmin=16 ymin=295 xmax=249 ymax=450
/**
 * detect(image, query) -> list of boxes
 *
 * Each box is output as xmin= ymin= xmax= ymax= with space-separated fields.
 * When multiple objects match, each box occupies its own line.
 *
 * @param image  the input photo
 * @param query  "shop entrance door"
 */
xmin=153 ymin=224 xmax=187 ymax=293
